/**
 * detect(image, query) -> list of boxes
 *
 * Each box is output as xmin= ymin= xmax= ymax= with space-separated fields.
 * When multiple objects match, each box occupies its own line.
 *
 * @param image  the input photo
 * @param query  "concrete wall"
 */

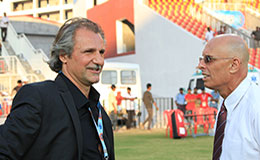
xmin=11 ymin=21 xmax=59 ymax=57
xmin=26 ymin=35 xmax=54 ymax=57
xmin=105 ymin=0 xmax=205 ymax=98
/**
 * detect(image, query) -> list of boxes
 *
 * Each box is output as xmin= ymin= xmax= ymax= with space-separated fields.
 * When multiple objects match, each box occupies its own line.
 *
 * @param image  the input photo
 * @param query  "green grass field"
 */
xmin=114 ymin=129 xmax=214 ymax=160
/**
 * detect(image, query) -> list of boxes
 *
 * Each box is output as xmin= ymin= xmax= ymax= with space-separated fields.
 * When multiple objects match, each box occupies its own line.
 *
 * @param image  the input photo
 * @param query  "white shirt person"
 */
xmin=220 ymin=77 xmax=260 ymax=159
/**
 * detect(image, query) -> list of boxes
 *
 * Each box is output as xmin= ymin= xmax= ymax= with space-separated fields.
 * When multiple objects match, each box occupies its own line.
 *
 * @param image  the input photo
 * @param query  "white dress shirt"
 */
xmin=219 ymin=77 xmax=260 ymax=159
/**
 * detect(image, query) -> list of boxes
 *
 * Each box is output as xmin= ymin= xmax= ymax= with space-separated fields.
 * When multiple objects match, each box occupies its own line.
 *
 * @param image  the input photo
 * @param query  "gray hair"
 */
xmin=48 ymin=17 xmax=105 ymax=73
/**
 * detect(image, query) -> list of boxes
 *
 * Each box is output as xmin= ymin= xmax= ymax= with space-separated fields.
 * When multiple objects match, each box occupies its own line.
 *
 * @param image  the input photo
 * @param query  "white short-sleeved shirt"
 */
xmin=205 ymin=30 xmax=214 ymax=41
xmin=123 ymin=92 xmax=136 ymax=111
xmin=219 ymin=77 xmax=260 ymax=159
xmin=0 ymin=16 xmax=9 ymax=28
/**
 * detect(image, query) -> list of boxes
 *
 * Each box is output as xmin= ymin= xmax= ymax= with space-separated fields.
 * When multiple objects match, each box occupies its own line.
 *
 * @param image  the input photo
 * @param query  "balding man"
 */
xmin=198 ymin=34 xmax=260 ymax=160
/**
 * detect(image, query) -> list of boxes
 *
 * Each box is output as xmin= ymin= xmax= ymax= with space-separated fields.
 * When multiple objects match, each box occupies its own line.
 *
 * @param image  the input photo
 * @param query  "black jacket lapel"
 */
xmin=55 ymin=74 xmax=83 ymax=160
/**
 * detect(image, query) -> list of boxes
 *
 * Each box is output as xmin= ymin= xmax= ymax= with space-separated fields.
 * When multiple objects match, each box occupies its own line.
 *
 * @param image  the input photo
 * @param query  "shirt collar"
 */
xmin=60 ymin=73 xmax=100 ymax=110
xmin=224 ymin=76 xmax=251 ymax=114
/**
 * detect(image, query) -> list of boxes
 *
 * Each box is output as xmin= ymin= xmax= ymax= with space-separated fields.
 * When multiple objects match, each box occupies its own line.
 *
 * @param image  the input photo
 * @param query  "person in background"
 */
xmin=175 ymin=87 xmax=186 ymax=113
xmin=22 ymin=77 xmax=29 ymax=85
xmin=116 ymin=91 xmax=123 ymax=113
xmin=209 ymin=90 xmax=220 ymax=109
xmin=0 ymin=12 xmax=9 ymax=42
xmin=193 ymin=87 xmax=200 ymax=108
xmin=142 ymin=83 xmax=159 ymax=130
xmin=185 ymin=88 xmax=197 ymax=114
xmin=123 ymin=87 xmax=137 ymax=129
xmin=0 ymin=41 xmax=2 ymax=55
xmin=197 ymin=88 xmax=212 ymax=109
xmin=198 ymin=34 xmax=260 ymax=159
xmin=108 ymin=84 xmax=117 ymax=130
xmin=11 ymin=79 xmax=23 ymax=97
xmin=251 ymin=26 xmax=260 ymax=48
xmin=0 ymin=17 xmax=115 ymax=160
xmin=205 ymin=27 xmax=215 ymax=43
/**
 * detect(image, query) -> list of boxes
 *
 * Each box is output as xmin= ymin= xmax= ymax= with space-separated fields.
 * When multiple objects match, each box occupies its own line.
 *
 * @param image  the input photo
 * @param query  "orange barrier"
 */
xmin=163 ymin=110 xmax=175 ymax=138
xmin=164 ymin=109 xmax=188 ymax=138
xmin=184 ymin=108 xmax=218 ymax=136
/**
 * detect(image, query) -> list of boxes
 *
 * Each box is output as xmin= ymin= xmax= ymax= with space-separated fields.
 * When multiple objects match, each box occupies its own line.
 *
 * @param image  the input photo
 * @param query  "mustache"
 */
xmin=86 ymin=64 xmax=102 ymax=71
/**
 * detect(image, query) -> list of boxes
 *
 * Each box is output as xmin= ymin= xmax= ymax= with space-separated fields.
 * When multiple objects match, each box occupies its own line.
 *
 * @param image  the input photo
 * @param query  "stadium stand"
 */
xmin=148 ymin=0 xmax=260 ymax=70
xmin=148 ymin=0 xmax=207 ymax=40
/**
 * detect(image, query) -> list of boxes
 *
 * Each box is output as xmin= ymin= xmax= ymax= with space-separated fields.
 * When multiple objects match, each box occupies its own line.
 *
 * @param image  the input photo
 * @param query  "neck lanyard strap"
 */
xmin=88 ymin=102 xmax=109 ymax=160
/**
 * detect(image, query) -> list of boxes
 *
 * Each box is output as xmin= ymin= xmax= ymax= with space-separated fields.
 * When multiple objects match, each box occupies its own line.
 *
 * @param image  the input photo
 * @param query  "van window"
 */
xmin=121 ymin=70 xmax=136 ymax=84
xmin=196 ymin=78 xmax=205 ymax=90
xmin=101 ymin=70 xmax=117 ymax=84
xmin=188 ymin=79 xmax=194 ymax=89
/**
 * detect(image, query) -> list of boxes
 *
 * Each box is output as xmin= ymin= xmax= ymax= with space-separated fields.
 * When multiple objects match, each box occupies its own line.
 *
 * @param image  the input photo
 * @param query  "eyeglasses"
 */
xmin=199 ymin=55 xmax=233 ymax=64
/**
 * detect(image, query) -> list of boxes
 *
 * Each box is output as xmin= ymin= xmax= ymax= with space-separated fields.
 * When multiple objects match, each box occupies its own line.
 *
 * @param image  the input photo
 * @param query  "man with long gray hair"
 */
xmin=0 ymin=17 xmax=115 ymax=160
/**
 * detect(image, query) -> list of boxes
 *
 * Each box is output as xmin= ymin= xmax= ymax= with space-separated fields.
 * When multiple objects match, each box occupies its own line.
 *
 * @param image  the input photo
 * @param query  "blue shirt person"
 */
xmin=210 ymin=90 xmax=220 ymax=109
xmin=175 ymin=88 xmax=186 ymax=113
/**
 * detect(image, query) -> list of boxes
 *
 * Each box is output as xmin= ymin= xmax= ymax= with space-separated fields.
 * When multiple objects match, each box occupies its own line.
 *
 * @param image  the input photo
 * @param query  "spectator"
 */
xmin=251 ymin=26 xmax=260 ymax=48
xmin=193 ymin=87 xmax=200 ymax=108
xmin=217 ymin=26 xmax=224 ymax=35
xmin=205 ymin=27 xmax=215 ymax=43
xmin=0 ymin=12 xmax=9 ymax=42
xmin=11 ymin=80 xmax=22 ymax=97
xmin=198 ymin=34 xmax=260 ymax=159
xmin=185 ymin=88 xmax=197 ymax=114
xmin=0 ymin=41 xmax=2 ymax=55
xmin=123 ymin=87 xmax=137 ymax=129
xmin=217 ymin=25 xmax=227 ymax=35
xmin=0 ymin=17 xmax=115 ymax=160
xmin=108 ymin=84 xmax=117 ymax=130
xmin=175 ymin=87 xmax=186 ymax=113
xmin=197 ymin=88 xmax=212 ymax=108
xmin=22 ymin=77 xmax=29 ymax=85
xmin=141 ymin=83 xmax=159 ymax=130
xmin=116 ymin=91 xmax=123 ymax=113
xmin=209 ymin=90 xmax=220 ymax=109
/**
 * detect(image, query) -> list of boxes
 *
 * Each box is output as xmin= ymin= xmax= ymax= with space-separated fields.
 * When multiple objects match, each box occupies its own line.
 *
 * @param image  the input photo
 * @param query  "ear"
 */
xmin=229 ymin=57 xmax=240 ymax=74
xmin=59 ymin=54 xmax=68 ymax=64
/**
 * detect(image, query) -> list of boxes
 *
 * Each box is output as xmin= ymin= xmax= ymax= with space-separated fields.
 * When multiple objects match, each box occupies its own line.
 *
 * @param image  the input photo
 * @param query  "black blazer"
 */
xmin=0 ymin=74 xmax=114 ymax=160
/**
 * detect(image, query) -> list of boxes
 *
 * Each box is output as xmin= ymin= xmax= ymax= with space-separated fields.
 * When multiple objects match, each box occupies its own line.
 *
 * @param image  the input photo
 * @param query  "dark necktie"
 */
xmin=212 ymin=102 xmax=227 ymax=160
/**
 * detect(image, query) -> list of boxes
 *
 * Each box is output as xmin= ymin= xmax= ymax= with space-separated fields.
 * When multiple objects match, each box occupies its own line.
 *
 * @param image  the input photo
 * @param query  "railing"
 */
xmin=0 ymin=56 xmax=27 ymax=76
xmin=202 ymin=2 xmax=244 ymax=11
xmin=0 ymin=73 xmax=38 ymax=95
xmin=101 ymin=97 xmax=174 ymax=129
xmin=7 ymin=22 xmax=56 ymax=80
xmin=149 ymin=97 xmax=174 ymax=128
xmin=190 ymin=3 xmax=255 ymax=48
xmin=0 ymin=56 xmax=39 ymax=94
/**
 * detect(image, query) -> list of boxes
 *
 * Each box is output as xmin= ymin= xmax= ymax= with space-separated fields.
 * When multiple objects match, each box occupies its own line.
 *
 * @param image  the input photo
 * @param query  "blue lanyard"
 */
xmin=88 ymin=102 xmax=109 ymax=160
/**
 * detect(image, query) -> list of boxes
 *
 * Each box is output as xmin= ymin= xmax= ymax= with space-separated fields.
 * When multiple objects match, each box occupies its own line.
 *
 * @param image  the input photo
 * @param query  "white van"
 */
xmin=93 ymin=62 xmax=142 ymax=110
xmin=188 ymin=64 xmax=260 ymax=92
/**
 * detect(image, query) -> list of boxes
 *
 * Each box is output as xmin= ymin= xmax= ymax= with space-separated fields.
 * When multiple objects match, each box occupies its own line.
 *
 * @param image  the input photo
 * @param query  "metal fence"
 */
xmin=139 ymin=97 xmax=174 ymax=129
xmin=109 ymin=97 xmax=174 ymax=129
